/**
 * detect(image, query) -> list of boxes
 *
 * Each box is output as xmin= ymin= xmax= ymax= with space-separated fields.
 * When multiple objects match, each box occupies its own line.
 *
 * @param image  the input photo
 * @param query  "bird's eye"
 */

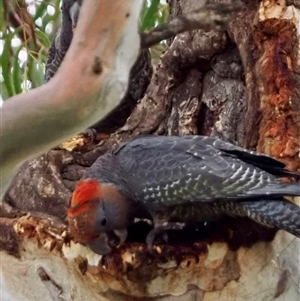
xmin=101 ymin=218 xmax=107 ymax=226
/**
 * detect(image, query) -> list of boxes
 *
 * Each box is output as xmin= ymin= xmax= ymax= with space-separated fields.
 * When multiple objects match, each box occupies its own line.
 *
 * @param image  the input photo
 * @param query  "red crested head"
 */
xmin=68 ymin=179 xmax=103 ymax=244
xmin=68 ymin=179 xmax=101 ymax=218
xmin=67 ymin=178 xmax=130 ymax=251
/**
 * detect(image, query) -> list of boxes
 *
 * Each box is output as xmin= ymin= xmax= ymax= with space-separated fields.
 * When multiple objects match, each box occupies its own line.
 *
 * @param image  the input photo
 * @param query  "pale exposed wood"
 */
xmin=1 ymin=201 xmax=299 ymax=301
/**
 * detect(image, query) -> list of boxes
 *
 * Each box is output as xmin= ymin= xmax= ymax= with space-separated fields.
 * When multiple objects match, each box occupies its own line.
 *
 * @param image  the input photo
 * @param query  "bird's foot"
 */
xmin=81 ymin=128 xmax=98 ymax=142
xmin=146 ymin=222 xmax=186 ymax=252
xmin=81 ymin=128 xmax=111 ymax=145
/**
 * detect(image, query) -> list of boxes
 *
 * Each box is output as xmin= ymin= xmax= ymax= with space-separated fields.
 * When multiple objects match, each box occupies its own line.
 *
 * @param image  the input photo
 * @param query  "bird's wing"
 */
xmin=208 ymin=137 xmax=300 ymax=178
xmin=44 ymin=36 xmax=60 ymax=82
xmin=116 ymin=136 xmax=299 ymax=206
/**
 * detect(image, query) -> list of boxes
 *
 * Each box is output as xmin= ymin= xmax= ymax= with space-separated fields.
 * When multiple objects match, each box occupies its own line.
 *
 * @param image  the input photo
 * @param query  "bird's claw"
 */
xmin=81 ymin=128 xmax=98 ymax=142
xmin=146 ymin=227 xmax=167 ymax=252
xmin=146 ymin=222 xmax=186 ymax=252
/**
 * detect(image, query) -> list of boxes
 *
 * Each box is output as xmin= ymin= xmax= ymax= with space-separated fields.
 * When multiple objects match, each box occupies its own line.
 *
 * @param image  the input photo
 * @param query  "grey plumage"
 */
xmin=85 ymin=135 xmax=300 ymax=203
xmin=45 ymin=0 xmax=81 ymax=82
xmin=83 ymin=135 xmax=300 ymax=239
xmin=241 ymin=198 xmax=300 ymax=237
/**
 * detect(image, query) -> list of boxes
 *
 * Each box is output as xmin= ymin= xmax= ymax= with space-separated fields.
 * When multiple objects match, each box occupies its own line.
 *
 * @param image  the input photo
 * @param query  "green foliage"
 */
xmin=0 ymin=0 xmax=169 ymax=101
xmin=0 ymin=0 xmax=60 ymax=100
xmin=141 ymin=0 xmax=169 ymax=32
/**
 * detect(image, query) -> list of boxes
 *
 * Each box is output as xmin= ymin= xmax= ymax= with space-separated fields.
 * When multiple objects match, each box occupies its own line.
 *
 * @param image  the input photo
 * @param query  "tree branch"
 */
xmin=141 ymin=2 xmax=243 ymax=48
xmin=0 ymin=1 xmax=242 ymax=196
xmin=0 ymin=0 xmax=142 ymax=196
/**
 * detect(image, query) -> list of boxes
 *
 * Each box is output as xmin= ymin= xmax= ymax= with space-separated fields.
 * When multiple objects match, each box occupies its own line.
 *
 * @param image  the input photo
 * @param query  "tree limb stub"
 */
xmin=141 ymin=2 xmax=243 ymax=48
xmin=0 ymin=0 xmax=142 ymax=196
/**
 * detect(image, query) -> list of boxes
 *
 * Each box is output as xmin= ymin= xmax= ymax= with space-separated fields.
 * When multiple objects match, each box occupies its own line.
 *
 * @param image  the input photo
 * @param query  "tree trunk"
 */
xmin=1 ymin=0 xmax=300 ymax=300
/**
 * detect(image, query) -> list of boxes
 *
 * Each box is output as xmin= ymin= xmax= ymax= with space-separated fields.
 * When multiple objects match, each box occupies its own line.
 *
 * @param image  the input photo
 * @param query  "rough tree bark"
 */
xmin=1 ymin=0 xmax=300 ymax=301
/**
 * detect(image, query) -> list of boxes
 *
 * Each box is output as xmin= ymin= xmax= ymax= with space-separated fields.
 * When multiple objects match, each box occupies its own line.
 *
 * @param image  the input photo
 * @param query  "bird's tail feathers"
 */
xmin=242 ymin=198 xmax=300 ymax=238
xmin=246 ymin=182 xmax=300 ymax=198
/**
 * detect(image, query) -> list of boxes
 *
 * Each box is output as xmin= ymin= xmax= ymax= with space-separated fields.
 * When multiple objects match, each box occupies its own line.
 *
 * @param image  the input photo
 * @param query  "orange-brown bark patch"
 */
xmin=253 ymin=19 xmax=299 ymax=171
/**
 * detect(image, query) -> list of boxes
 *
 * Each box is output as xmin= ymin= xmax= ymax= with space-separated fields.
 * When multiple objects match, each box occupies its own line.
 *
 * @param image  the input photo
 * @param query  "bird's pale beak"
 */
xmin=69 ymin=2 xmax=81 ymax=29
xmin=113 ymin=229 xmax=128 ymax=245
xmin=88 ymin=229 xmax=128 ymax=255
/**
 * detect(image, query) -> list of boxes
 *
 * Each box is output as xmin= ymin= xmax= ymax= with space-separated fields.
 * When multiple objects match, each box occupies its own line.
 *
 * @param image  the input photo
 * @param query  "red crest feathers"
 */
xmin=70 ymin=179 xmax=101 ymax=207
